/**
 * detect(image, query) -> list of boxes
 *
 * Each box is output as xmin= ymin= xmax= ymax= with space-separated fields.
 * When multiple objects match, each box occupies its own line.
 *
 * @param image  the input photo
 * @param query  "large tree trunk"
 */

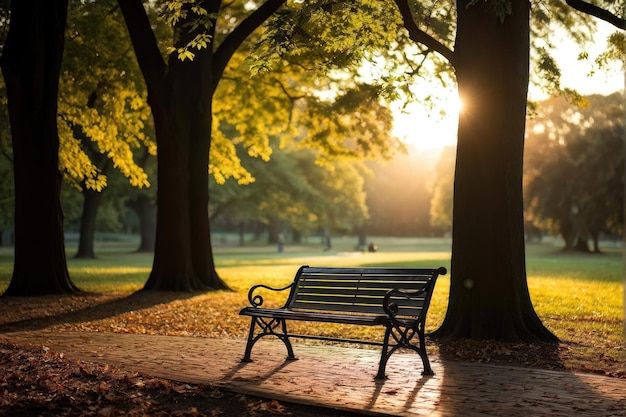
xmin=0 ymin=0 xmax=79 ymax=296
xmin=118 ymin=0 xmax=285 ymax=291
xmin=118 ymin=0 xmax=227 ymax=291
xmin=142 ymin=73 xmax=226 ymax=291
xmin=433 ymin=0 xmax=556 ymax=342
xmin=74 ymin=187 xmax=103 ymax=259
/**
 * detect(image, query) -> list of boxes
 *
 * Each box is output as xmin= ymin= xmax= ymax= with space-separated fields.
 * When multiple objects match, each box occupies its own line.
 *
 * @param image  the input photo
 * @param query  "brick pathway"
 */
xmin=2 ymin=331 xmax=625 ymax=417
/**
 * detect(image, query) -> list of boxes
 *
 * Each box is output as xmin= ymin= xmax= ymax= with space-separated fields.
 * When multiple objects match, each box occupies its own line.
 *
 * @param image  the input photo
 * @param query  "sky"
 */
xmin=393 ymin=22 xmax=624 ymax=151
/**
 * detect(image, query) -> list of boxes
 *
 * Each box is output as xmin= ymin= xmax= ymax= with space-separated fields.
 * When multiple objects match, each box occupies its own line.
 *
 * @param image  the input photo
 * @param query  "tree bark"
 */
xmin=118 ymin=0 xmax=285 ymax=291
xmin=140 ymin=48 xmax=223 ymax=291
xmin=0 ymin=0 xmax=79 ymax=296
xmin=267 ymin=216 xmax=281 ymax=244
xmin=432 ymin=0 xmax=556 ymax=342
xmin=74 ymin=187 xmax=103 ymax=259
xmin=118 ymin=0 xmax=226 ymax=291
xmin=127 ymin=194 xmax=156 ymax=253
xmin=575 ymin=234 xmax=591 ymax=253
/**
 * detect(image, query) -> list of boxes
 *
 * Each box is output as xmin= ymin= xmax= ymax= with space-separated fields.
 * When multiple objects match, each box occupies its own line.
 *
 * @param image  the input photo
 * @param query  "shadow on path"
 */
xmin=434 ymin=353 xmax=625 ymax=417
xmin=1 ymin=332 xmax=624 ymax=416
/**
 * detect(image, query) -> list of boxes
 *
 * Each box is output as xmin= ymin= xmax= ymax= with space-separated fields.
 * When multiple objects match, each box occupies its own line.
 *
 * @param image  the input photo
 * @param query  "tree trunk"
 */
xmin=239 ymin=222 xmax=246 ymax=247
xmin=575 ymin=233 xmax=591 ymax=253
xmin=127 ymin=195 xmax=156 ymax=253
xmin=117 ymin=0 xmax=228 ymax=291
xmin=0 ymin=0 xmax=79 ymax=296
xmin=432 ymin=0 xmax=556 ymax=342
xmin=590 ymin=230 xmax=601 ymax=253
xmin=74 ymin=187 xmax=102 ymax=259
xmin=267 ymin=216 xmax=281 ymax=244
xmin=118 ymin=0 xmax=286 ymax=291
xmin=142 ymin=68 xmax=227 ymax=291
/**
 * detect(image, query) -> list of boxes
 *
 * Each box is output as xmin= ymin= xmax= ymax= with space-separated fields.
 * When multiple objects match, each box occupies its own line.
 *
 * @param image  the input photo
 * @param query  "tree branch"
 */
xmin=116 ymin=0 xmax=166 ymax=88
xmin=213 ymin=0 xmax=287 ymax=82
xmin=393 ymin=0 xmax=456 ymax=66
xmin=566 ymin=0 xmax=626 ymax=30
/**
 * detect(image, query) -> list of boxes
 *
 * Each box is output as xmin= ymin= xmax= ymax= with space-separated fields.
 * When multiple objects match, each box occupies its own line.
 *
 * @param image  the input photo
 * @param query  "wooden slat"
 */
xmin=302 ymin=267 xmax=439 ymax=275
xmin=299 ymin=274 xmax=432 ymax=282
xmin=296 ymin=286 xmax=425 ymax=296
xmin=291 ymin=301 xmax=382 ymax=314
xmin=293 ymin=292 xmax=425 ymax=306
xmin=240 ymin=306 xmax=385 ymax=325
xmin=297 ymin=280 xmax=429 ymax=290
xmin=271 ymin=265 xmax=444 ymax=319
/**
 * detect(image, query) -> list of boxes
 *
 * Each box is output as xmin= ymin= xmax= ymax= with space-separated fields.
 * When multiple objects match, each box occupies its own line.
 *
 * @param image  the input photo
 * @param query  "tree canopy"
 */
xmin=524 ymin=93 xmax=624 ymax=252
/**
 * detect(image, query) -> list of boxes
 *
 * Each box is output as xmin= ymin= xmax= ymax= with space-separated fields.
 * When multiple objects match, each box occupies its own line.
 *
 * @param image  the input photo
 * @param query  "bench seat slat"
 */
xmin=290 ymin=300 xmax=423 ymax=316
xmin=240 ymin=307 xmax=386 ymax=325
xmin=299 ymin=275 xmax=431 ymax=281
xmin=290 ymin=300 xmax=383 ymax=314
xmin=295 ymin=287 xmax=427 ymax=298
xmin=301 ymin=267 xmax=439 ymax=275
xmin=298 ymin=283 xmax=429 ymax=291
xmin=292 ymin=293 xmax=426 ymax=307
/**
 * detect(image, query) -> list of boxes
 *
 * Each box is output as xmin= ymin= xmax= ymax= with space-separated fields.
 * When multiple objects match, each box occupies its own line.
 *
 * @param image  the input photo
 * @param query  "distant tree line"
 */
xmin=429 ymin=92 xmax=624 ymax=252
xmin=4 ymin=88 xmax=622 ymax=253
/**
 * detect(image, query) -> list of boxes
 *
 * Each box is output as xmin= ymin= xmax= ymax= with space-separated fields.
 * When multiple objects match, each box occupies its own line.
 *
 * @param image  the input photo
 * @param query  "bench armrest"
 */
xmin=246 ymin=282 xmax=295 ymax=308
xmin=383 ymin=287 xmax=430 ymax=327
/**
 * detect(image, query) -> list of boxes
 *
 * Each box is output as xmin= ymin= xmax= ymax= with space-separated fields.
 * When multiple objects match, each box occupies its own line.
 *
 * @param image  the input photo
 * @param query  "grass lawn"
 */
xmin=0 ymin=236 xmax=623 ymax=377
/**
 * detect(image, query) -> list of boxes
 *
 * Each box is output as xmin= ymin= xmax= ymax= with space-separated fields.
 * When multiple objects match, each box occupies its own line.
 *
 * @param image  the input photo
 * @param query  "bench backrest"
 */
xmin=287 ymin=266 xmax=445 ymax=319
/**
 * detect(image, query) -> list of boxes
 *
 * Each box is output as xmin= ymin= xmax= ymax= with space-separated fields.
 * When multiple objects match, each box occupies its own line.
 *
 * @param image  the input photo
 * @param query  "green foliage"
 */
xmin=296 ymin=83 xmax=401 ymax=163
xmin=250 ymin=0 xmax=615 ymax=114
xmin=595 ymin=30 xmax=626 ymax=71
xmin=161 ymin=0 xmax=216 ymax=61
xmin=428 ymin=146 xmax=455 ymax=232
xmin=59 ymin=0 xmax=155 ymax=192
xmin=210 ymin=140 xmax=369 ymax=237
xmin=250 ymin=0 xmax=403 ymax=76
xmin=524 ymin=93 xmax=624 ymax=249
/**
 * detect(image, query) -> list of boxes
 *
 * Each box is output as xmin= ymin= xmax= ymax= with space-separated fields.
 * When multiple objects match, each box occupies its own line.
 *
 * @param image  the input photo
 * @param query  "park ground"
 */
xmin=0 ymin=236 xmax=624 ymax=415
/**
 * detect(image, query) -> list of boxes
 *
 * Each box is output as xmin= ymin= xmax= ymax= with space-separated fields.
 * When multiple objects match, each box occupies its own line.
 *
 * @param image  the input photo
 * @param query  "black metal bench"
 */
xmin=239 ymin=265 xmax=446 ymax=379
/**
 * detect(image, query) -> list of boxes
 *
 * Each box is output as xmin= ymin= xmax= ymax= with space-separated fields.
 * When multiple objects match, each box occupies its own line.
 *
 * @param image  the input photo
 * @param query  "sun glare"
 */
xmin=392 ymin=91 xmax=461 ymax=150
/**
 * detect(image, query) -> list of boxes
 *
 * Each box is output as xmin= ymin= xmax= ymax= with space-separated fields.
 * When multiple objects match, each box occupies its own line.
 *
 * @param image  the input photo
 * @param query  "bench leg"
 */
xmin=241 ymin=317 xmax=259 ymax=362
xmin=375 ymin=326 xmax=393 ymax=380
xmin=279 ymin=317 xmax=297 ymax=360
xmin=241 ymin=317 xmax=297 ymax=362
xmin=416 ymin=329 xmax=434 ymax=376
xmin=375 ymin=324 xmax=434 ymax=379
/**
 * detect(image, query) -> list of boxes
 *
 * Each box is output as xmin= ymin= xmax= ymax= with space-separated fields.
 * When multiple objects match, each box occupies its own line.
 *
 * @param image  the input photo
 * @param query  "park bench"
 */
xmin=239 ymin=265 xmax=446 ymax=379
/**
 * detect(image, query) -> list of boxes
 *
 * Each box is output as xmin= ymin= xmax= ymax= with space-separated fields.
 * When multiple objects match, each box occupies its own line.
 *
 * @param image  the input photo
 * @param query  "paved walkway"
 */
xmin=2 ymin=331 xmax=625 ymax=417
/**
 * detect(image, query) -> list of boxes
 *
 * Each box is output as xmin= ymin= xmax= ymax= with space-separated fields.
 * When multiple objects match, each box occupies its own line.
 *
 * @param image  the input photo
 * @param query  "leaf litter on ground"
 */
xmin=0 ymin=291 xmax=624 ymax=415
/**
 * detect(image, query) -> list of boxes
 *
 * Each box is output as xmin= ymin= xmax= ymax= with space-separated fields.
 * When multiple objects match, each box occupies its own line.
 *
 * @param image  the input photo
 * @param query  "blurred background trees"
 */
xmin=0 ymin=1 xmax=622 ymax=298
xmin=524 ymin=93 xmax=624 ymax=252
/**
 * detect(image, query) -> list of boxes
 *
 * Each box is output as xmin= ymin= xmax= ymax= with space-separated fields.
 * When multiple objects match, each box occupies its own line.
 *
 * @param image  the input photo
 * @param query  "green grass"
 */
xmin=0 ymin=236 xmax=623 ymax=375
xmin=0 ymin=236 xmax=622 ymax=334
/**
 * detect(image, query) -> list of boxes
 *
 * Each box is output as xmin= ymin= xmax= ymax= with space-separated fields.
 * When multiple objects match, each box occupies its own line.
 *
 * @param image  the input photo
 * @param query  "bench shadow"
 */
xmin=0 ymin=291 xmax=197 ymax=333
xmin=432 ymin=342 xmax=625 ymax=416
xmin=366 ymin=373 xmax=432 ymax=413
xmin=223 ymin=358 xmax=296 ymax=385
